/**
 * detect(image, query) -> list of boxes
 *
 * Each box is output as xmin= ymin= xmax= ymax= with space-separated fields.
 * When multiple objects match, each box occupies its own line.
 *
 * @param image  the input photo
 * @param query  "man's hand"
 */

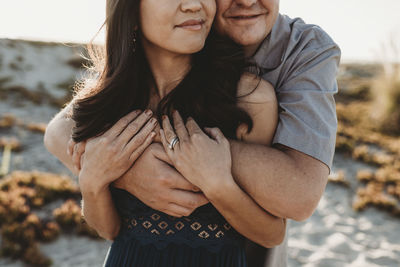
xmin=112 ymin=142 xmax=209 ymax=217
xmin=67 ymin=139 xmax=86 ymax=174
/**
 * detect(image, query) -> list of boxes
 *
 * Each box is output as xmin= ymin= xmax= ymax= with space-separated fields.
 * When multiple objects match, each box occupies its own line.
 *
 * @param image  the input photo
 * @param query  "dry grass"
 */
xmin=0 ymin=84 xmax=72 ymax=108
xmin=369 ymin=63 xmax=400 ymax=134
xmin=353 ymin=182 xmax=399 ymax=215
xmin=0 ymin=113 xmax=47 ymax=135
xmin=0 ymin=137 xmax=21 ymax=151
xmin=0 ymin=171 xmax=98 ymax=266
xmin=25 ymin=123 xmax=47 ymax=134
xmin=328 ymin=170 xmax=350 ymax=187
xmin=0 ymin=113 xmax=18 ymax=128
xmin=336 ymin=63 xmax=400 ymax=216
xmin=0 ymin=76 xmax=12 ymax=88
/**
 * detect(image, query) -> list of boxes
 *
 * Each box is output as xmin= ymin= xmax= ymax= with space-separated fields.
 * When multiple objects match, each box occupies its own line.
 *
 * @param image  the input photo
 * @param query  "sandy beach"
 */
xmin=0 ymin=39 xmax=399 ymax=267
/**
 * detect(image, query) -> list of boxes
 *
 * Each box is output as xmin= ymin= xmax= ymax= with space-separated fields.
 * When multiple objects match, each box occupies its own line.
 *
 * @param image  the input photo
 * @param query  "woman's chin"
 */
xmin=174 ymin=42 xmax=206 ymax=55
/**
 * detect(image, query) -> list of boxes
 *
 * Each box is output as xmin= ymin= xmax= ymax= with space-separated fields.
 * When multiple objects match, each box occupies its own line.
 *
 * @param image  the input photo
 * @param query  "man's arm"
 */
xmin=230 ymin=141 xmax=328 ymax=221
xmin=231 ymin=42 xmax=340 ymax=222
xmin=44 ymin=101 xmax=79 ymax=176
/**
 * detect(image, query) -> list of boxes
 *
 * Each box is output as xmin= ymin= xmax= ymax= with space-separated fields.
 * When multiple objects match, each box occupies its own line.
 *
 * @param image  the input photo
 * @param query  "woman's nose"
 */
xmin=181 ymin=0 xmax=202 ymax=12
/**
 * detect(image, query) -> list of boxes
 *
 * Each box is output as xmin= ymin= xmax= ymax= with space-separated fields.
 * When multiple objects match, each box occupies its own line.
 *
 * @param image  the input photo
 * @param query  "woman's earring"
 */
xmin=133 ymin=30 xmax=137 ymax=53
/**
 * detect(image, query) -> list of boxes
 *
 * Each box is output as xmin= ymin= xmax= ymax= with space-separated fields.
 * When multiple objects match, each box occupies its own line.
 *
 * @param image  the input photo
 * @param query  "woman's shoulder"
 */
xmin=237 ymin=72 xmax=276 ymax=104
xmin=236 ymin=72 xmax=278 ymax=145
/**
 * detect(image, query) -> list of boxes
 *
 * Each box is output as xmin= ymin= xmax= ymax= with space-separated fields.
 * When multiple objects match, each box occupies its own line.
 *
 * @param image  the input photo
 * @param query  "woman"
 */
xmin=47 ymin=0 xmax=285 ymax=266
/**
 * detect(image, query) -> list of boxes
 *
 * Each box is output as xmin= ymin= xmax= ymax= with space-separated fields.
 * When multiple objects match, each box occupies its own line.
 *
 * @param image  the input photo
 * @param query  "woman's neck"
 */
xmin=142 ymin=38 xmax=192 ymax=99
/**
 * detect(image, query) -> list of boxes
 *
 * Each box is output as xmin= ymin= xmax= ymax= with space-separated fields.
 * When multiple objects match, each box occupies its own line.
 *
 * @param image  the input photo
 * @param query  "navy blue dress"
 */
xmin=104 ymin=187 xmax=247 ymax=267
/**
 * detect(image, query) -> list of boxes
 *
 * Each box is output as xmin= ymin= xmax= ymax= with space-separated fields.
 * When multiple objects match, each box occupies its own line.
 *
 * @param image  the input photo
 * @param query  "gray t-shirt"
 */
xmin=244 ymin=14 xmax=341 ymax=267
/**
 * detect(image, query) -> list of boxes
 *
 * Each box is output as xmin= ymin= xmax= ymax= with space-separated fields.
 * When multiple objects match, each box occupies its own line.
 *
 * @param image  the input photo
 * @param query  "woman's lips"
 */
xmin=176 ymin=19 xmax=205 ymax=30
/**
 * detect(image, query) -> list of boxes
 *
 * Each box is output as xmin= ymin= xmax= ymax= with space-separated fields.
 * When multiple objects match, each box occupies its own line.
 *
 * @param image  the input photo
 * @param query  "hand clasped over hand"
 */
xmin=112 ymin=142 xmax=210 ymax=217
xmin=160 ymin=110 xmax=234 ymax=194
xmin=69 ymin=109 xmax=210 ymax=217
xmin=77 ymin=109 xmax=157 ymax=191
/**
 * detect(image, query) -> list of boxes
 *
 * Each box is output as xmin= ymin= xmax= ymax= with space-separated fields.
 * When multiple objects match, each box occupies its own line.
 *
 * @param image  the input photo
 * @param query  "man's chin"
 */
xmin=230 ymin=33 xmax=266 ymax=48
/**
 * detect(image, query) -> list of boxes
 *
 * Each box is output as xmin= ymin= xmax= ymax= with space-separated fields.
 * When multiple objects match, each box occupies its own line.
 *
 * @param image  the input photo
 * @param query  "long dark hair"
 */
xmin=71 ymin=0 xmax=253 ymax=142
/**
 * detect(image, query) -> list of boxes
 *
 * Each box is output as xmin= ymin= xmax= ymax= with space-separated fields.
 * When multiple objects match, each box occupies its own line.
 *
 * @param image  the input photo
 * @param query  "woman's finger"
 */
xmin=120 ymin=116 xmax=157 ymax=150
xmin=172 ymin=110 xmax=189 ymax=142
xmin=162 ymin=116 xmax=180 ymax=150
xmin=116 ymin=110 xmax=154 ymax=144
xmin=204 ymin=127 xmax=225 ymax=144
xmin=186 ymin=117 xmax=203 ymax=136
xmin=102 ymin=109 xmax=142 ymax=139
xmin=128 ymin=130 xmax=156 ymax=162
xmin=151 ymin=144 xmax=174 ymax=165
xmin=159 ymin=129 xmax=176 ymax=160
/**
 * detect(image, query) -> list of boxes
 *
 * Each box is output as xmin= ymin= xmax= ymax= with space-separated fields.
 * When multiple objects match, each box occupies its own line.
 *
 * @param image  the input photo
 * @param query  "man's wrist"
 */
xmin=202 ymin=174 xmax=236 ymax=201
xmin=111 ymin=176 xmax=126 ymax=191
xmin=79 ymin=171 xmax=109 ymax=197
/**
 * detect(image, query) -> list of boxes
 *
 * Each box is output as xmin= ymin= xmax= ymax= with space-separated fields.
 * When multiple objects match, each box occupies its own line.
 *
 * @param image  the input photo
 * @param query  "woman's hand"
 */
xmin=159 ymin=111 xmax=234 ymax=194
xmin=79 ymin=109 xmax=157 ymax=193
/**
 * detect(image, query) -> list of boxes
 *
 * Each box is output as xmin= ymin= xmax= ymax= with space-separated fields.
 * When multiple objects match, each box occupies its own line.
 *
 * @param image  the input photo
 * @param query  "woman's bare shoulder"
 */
xmin=237 ymin=72 xmax=276 ymax=104
xmin=236 ymin=72 xmax=278 ymax=145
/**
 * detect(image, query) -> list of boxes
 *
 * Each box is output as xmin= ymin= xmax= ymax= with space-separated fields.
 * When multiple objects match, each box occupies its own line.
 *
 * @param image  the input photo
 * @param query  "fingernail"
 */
xmin=150 ymin=118 xmax=157 ymax=124
xmin=131 ymin=110 xmax=140 ymax=115
xmin=145 ymin=109 xmax=153 ymax=116
xmin=162 ymin=115 xmax=167 ymax=120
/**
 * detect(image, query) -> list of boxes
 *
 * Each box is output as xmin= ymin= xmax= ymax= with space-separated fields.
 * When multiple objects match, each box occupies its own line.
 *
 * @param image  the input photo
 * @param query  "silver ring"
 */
xmin=168 ymin=136 xmax=179 ymax=150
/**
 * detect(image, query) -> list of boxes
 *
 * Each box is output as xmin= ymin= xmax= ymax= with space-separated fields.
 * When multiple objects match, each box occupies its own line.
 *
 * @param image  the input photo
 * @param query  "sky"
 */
xmin=0 ymin=0 xmax=399 ymax=62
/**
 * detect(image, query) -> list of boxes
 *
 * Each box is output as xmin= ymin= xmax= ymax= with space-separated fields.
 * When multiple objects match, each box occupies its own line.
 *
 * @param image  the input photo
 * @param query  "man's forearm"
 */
xmin=205 ymin=175 xmax=286 ymax=248
xmin=80 ymin=180 xmax=121 ymax=240
xmin=229 ymin=140 xmax=328 ymax=221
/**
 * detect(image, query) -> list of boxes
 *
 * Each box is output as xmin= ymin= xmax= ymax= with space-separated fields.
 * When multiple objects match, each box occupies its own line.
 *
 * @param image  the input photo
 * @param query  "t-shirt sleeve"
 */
xmin=272 ymin=42 xmax=341 ymax=172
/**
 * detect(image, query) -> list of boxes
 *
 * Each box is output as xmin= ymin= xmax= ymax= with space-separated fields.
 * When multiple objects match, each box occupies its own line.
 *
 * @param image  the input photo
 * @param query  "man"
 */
xmin=44 ymin=0 xmax=340 ymax=266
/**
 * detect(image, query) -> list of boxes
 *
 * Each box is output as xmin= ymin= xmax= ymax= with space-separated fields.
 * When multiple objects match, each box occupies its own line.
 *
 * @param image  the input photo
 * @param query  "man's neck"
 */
xmin=243 ymin=40 xmax=264 ymax=59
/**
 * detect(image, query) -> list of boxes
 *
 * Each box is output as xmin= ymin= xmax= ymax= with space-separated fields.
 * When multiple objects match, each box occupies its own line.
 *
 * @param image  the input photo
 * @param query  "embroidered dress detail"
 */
xmin=104 ymin=187 xmax=247 ymax=267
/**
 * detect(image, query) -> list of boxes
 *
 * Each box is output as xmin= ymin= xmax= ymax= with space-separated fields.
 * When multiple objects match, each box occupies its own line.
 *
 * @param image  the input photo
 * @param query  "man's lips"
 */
xmin=228 ymin=14 xmax=263 ymax=20
xmin=176 ymin=19 xmax=205 ymax=30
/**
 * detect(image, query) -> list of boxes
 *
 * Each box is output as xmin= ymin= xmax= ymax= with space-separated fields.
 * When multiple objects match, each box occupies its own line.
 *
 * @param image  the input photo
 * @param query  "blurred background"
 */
xmin=0 ymin=0 xmax=399 ymax=266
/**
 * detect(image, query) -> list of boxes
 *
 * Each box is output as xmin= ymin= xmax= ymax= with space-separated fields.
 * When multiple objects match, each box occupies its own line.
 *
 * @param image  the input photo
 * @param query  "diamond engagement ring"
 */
xmin=168 ymin=136 xmax=179 ymax=150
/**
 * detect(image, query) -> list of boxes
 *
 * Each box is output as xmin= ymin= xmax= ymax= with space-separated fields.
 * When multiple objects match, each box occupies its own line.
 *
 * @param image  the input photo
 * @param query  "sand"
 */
xmin=0 ymin=39 xmax=399 ymax=267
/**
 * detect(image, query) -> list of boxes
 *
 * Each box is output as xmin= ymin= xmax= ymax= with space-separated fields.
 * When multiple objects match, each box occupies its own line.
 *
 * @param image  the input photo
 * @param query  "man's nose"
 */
xmin=235 ymin=0 xmax=257 ymax=8
xmin=181 ymin=0 xmax=202 ymax=12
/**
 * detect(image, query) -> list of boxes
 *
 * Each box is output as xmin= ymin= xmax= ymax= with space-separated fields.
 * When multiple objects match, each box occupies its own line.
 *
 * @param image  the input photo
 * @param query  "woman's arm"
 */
xmin=63 ymin=110 xmax=157 ymax=240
